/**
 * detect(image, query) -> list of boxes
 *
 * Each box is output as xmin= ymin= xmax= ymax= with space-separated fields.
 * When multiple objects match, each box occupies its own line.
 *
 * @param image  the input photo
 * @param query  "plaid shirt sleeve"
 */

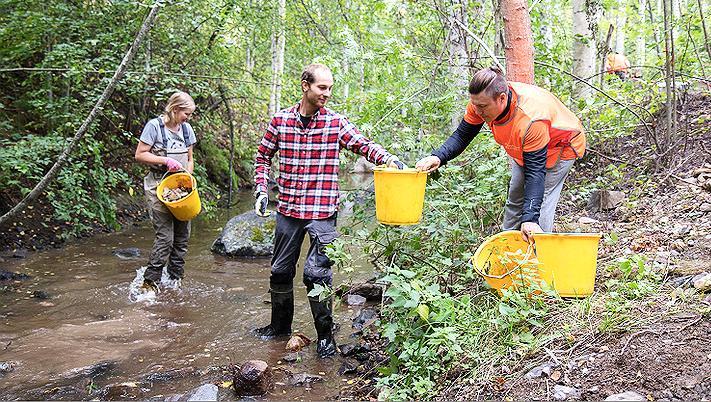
xmin=254 ymin=117 xmax=279 ymax=194
xmin=338 ymin=116 xmax=393 ymax=165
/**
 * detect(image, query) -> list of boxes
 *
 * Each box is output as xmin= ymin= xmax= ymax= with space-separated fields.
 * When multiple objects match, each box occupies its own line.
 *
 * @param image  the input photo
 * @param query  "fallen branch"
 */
xmin=619 ymin=329 xmax=660 ymax=356
xmin=0 ymin=1 xmax=163 ymax=228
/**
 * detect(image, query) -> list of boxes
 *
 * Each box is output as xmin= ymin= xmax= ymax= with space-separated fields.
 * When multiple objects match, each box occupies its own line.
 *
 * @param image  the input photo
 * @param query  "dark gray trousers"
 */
xmin=270 ymin=212 xmax=338 ymax=288
xmin=144 ymin=173 xmax=191 ymax=283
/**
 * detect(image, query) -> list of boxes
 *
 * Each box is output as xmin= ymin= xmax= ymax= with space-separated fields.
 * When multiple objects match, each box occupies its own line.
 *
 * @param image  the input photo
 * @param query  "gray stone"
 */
xmin=352 ymin=308 xmax=378 ymax=330
xmin=604 ymin=391 xmax=646 ymax=401
xmin=211 ymin=211 xmax=276 ymax=257
xmin=347 ymin=283 xmax=383 ymax=301
xmin=282 ymin=352 xmax=303 ymax=363
xmin=524 ymin=362 xmax=556 ymax=379
xmin=346 ymin=294 xmax=367 ymax=306
xmin=0 ymin=270 xmax=31 ymax=281
xmin=553 ymin=385 xmax=581 ymax=400
xmin=92 ymin=382 xmax=147 ymax=400
xmin=701 ymin=203 xmax=711 ymax=213
xmin=0 ymin=361 xmax=17 ymax=377
xmin=62 ymin=360 xmax=117 ymax=381
xmin=32 ymin=290 xmax=51 ymax=299
xmin=289 ymin=373 xmax=324 ymax=387
xmin=338 ymin=359 xmax=359 ymax=375
xmin=185 ymin=384 xmax=218 ymax=401
xmin=587 ymin=190 xmax=626 ymax=211
xmin=234 ymin=360 xmax=272 ymax=396
xmin=692 ymin=272 xmax=711 ymax=292
xmin=578 ymin=217 xmax=599 ymax=224
xmin=112 ymin=247 xmax=141 ymax=260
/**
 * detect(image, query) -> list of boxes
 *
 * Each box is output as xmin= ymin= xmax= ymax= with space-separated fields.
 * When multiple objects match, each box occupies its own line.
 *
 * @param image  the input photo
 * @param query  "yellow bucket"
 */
xmin=373 ymin=167 xmax=427 ymax=225
xmin=534 ymin=233 xmax=602 ymax=297
xmin=471 ymin=231 xmax=542 ymax=292
xmin=472 ymin=231 xmax=602 ymax=297
xmin=156 ymin=172 xmax=201 ymax=221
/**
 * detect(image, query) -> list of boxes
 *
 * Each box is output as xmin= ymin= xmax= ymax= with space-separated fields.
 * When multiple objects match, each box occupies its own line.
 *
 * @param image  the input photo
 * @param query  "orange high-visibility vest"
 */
xmin=605 ymin=53 xmax=631 ymax=72
xmin=464 ymin=82 xmax=586 ymax=168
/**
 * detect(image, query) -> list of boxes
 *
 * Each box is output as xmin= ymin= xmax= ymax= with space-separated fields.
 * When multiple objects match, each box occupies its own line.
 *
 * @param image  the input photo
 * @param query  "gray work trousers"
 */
xmin=270 ymin=212 xmax=338 ymax=289
xmin=502 ymin=157 xmax=575 ymax=232
xmin=144 ymin=173 xmax=191 ymax=282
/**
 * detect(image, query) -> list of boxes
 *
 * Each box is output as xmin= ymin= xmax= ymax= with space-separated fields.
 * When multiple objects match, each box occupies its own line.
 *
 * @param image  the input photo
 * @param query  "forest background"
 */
xmin=0 ymin=0 xmax=709 ymax=399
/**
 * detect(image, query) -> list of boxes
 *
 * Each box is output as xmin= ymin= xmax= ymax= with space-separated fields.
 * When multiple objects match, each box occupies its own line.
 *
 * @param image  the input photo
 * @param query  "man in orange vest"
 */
xmin=604 ymin=52 xmax=631 ymax=80
xmin=416 ymin=67 xmax=586 ymax=242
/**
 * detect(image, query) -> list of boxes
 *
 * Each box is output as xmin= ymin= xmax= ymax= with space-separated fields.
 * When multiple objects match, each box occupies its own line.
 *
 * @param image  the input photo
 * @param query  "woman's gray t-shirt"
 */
xmin=140 ymin=118 xmax=197 ymax=150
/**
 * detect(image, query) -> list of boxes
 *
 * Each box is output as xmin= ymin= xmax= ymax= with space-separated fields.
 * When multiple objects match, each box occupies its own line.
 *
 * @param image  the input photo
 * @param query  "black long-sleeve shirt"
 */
xmin=431 ymin=99 xmax=548 ymax=224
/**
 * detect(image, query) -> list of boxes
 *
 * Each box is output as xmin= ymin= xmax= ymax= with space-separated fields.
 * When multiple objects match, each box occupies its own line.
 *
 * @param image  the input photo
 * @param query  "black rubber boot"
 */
xmin=308 ymin=295 xmax=337 ymax=358
xmin=254 ymin=284 xmax=294 ymax=340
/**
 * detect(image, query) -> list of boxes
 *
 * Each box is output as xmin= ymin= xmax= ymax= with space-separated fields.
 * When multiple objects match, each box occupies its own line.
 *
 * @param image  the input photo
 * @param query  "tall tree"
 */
xmin=500 ymin=0 xmax=534 ymax=83
xmin=635 ymin=0 xmax=646 ymax=74
xmin=614 ymin=0 xmax=628 ymax=54
xmin=446 ymin=0 xmax=471 ymax=128
xmin=572 ymin=0 xmax=599 ymax=99
xmin=268 ymin=0 xmax=286 ymax=116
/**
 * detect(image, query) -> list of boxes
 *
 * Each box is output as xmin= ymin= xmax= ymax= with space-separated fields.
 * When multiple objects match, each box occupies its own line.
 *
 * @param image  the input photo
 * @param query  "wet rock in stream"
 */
xmin=352 ymin=308 xmax=378 ymax=330
xmin=0 ymin=361 xmax=17 ymax=377
xmin=92 ymin=381 xmax=148 ymax=400
xmin=61 ymin=360 xmax=117 ymax=381
xmin=32 ymin=290 xmax=51 ymax=299
xmin=0 ymin=270 xmax=31 ymax=281
xmin=112 ymin=247 xmax=141 ymax=260
xmin=338 ymin=359 xmax=359 ymax=375
xmin=282 ymin=352 xmax=304 ymax=363
xmin=288 ymin=372 xmax=324 ymax=387
xmin=233 ymin=360 xmax=273 ymax=396
xmin=183 ymin=383 xmax=218 ymax=401
xmin=211 ymin=211 xmax=275 ymax=257
xmin=141 ymin=367 xmax=197 ymax=383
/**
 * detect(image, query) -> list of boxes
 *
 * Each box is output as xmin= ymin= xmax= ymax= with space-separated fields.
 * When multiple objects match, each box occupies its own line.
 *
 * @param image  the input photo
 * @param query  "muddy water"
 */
xmin=0 ymin=184 xmax=377 ymax=400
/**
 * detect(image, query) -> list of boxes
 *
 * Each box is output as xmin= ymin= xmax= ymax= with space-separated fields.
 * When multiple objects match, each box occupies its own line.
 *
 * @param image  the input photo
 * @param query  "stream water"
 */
xmin=0 ymin=181 xmax=377 ymax=400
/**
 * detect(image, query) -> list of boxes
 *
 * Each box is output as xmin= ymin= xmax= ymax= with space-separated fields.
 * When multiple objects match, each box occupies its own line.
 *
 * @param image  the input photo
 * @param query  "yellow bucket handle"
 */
xmin=471 ymin=241 xmax=536 ymax=279
xmin=160 ymin=169 xmax=197 ymax=188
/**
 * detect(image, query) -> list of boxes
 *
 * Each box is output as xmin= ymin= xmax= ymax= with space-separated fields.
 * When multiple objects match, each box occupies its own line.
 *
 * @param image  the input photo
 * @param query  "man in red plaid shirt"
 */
xmin=253 ymin=63 xmax=404 ymax=358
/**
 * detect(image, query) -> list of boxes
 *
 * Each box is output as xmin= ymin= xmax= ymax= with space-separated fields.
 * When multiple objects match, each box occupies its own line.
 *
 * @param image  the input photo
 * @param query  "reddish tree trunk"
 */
xmin=501 ymin=0 xmax=534 ymax=84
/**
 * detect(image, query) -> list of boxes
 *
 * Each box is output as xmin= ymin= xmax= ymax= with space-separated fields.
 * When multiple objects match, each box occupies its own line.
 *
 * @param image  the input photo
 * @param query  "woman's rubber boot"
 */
xmin=308 ymin=296 xmax=337 ymax=358
xmin=254 ymin=284 xmax=294 ymax=340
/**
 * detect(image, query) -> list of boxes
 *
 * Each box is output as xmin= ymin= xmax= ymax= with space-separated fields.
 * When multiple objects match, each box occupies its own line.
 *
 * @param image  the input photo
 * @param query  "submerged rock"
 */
xmin=32 ymin=290 xmax=51 ymax=299
xmin=212 ymin=211 xmax=276 ymax=257
xmin=338 ymin=359 xmax=359 ymax=375
xmin=0 ymin=361 xmax=17 ymax=377
xmin=92 ymin=381 xmax=147 ymax=400
xmin=0 ymin=270 xmax=31 ymax=281
xmin=185 ymin=384 xmax=218 ymax=401
xmin=112 ymin=248 xmax=141 ymax=260
xmin=233 ymin=360 xmax=273 ymax=396
xmin=62 ymin=360 xmax=117 ymax=381
xmin=289 ymin=372 xmax=324 ymax=387
xmin=282 ymin=352 xmax=303 ymax=363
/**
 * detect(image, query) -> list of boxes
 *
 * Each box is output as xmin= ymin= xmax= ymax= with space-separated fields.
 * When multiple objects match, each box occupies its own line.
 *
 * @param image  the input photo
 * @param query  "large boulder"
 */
xmin=211 ymin=211 xmax=276 ymax=257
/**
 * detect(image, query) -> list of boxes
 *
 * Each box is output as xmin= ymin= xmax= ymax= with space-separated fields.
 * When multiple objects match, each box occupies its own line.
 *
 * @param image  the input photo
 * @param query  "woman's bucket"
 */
xmin=373 ymin=167 xmax=427 ymax=225
xmin=156 ymin=171 xmax=201 ymax=221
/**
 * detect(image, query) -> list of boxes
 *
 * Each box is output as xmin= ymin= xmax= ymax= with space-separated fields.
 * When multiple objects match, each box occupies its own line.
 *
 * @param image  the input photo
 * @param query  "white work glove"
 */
xmin=254 ymin=192 xmax=269 ymax=217
xmin=386 ymin=156 xmax=407 ymax=170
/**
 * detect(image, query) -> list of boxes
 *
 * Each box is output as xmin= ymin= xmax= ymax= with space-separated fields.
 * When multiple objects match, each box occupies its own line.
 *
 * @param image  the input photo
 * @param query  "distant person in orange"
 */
xmin=605 ymin=52 xmax=631 ymax=80
xmin=416 ymin=67 xmax=586 ymax=242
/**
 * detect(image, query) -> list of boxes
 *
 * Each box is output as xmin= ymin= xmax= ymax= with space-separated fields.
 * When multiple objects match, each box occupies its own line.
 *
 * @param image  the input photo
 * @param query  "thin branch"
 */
xmin=373 ymin=87 xmax=428 ymax=129
xmin=298 ymin=0 xmax=335 ymax=45
xmin=0 ymin=1 xmax=163 ymax=227
xmin=0 ymin=67 xmax=273 ymax=86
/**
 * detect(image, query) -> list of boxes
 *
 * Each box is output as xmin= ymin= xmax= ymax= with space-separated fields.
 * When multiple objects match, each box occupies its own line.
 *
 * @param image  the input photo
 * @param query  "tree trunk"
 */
xmin=647 ymin=0 xmax=662 ymax=58
xmin=662 ymin=0 xmax=676 ymax=160
xmin=500 ymin=0 xmax=534 ymax=84
xmin=636 ymin=0 xmax=646 ymax=75
xmin=698 ymin=0 xmax=711 ymax=59
xmin=268 ymin=0 xmax=286 ymax=116
xmin=572 ymin=0 xmax=600 ymax=100
xmin=447 ymin=0 xmax=471 ymax=129
xmin=614 ymin=0 xmax=627 ymax=54
xmin=0 ymin=1 xmax=162 ymax=228
xmin=599 ymin=25 xmax=614 ymax=87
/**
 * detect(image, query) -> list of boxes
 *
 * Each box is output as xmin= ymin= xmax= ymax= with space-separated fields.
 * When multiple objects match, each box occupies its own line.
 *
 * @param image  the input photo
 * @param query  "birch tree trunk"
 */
xmin=446 ymin=0 xmax=471 ymax=129
xmin=501 ymin=0 xmax=534 ymax=83
xmin=615 ymin=0 xmax=627 ymax=54
xmin=662 ymin=0 xmax=676 ymax=162
xmin=636 ymin=0 xmax=646 ymax=76
xmin=572 ymin=0 xmax=599 ymax=99
xmin=268 ymin=0 xmax=286 ymax=116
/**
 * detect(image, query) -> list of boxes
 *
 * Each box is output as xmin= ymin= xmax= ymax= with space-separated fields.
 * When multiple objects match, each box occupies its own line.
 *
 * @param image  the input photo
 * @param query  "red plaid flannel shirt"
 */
xmin=254 ymin=103 xmax=394 ymax=220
